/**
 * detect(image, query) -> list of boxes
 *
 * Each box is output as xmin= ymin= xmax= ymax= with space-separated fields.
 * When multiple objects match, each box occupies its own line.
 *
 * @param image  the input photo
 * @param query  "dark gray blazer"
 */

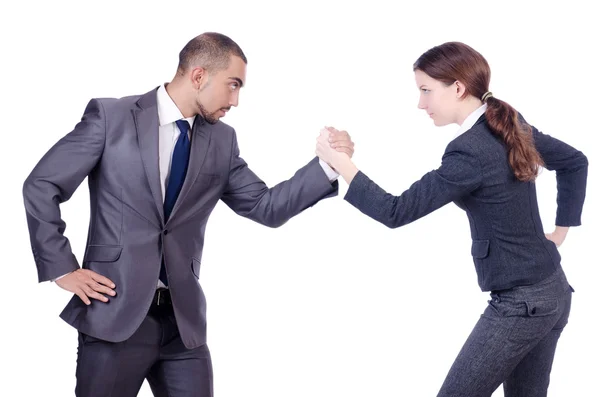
xmin=345 ymin=114 xmax=587 ymax=291
xmin=23 ymin=87 xmax=338 ymax=348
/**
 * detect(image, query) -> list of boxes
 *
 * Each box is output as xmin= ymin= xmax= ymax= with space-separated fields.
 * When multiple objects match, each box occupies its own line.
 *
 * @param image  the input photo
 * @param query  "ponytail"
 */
xmin=484 ymin=96 xmax=544 ymax=182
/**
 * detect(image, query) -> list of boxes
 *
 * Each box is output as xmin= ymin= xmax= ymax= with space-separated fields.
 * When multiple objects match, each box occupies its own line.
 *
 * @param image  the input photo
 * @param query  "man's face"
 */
xmin=195 ymin=55 xmax=246 ymax=124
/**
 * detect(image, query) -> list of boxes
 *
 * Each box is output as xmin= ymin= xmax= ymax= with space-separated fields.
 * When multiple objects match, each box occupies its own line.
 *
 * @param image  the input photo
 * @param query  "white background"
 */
xmin=2 ymin=0 xmax=598 ymax=396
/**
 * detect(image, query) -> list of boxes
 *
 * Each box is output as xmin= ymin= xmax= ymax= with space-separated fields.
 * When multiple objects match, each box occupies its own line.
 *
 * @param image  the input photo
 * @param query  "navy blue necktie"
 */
xmin=160 ymin=119 xmax=191 ymax=286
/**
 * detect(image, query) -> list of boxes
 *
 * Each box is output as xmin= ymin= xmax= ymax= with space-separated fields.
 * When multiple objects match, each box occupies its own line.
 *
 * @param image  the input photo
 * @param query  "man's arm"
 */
xmin=220 ymin=128 xmax=343 ymax=228
xmin=23 ymin=99 xmax=106 ymax=282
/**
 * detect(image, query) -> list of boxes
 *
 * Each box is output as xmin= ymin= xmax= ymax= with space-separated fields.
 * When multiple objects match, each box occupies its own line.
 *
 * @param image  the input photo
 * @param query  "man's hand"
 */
xmin=326 ymin=126 xmax=354 ymax=158
xmin=56 ymin=269 xmax=116 ymax=305
xmin=316 ymin=128 xmax=351 ymax=171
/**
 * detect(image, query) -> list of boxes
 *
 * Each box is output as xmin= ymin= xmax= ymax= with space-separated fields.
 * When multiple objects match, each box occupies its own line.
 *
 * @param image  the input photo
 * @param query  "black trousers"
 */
xmin=75 ymin=289 xmax=213 ymax=397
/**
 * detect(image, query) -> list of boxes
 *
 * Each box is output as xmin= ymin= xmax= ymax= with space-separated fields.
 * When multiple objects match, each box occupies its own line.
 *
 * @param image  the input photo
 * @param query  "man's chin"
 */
xmin=205 ymin=115 xmax=220 ymax=125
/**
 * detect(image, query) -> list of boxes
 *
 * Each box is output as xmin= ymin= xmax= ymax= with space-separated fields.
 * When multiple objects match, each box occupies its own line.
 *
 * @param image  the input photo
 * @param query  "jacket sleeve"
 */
xmin=220 ymin=129 xmax=338 ymax=228
xmin=23 ymin=99 xmax=106 ymax=282
xmin=344 ymin=140 xmax=482 ymax=228
xmin=529 ymin=123 xmax=588 ymax=226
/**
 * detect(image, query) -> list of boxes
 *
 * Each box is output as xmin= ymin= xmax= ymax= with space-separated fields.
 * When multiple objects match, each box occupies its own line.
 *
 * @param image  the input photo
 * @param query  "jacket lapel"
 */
xmin=132 ymin=87 xmax=165 ymax=225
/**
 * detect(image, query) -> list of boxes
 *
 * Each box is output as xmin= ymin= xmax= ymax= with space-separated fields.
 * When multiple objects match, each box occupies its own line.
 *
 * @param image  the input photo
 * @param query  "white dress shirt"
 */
xmin=454 ymin=103 xmax=487 ymax=138
xmin=157 ymin=84 xmax=197 ymax=204
xmin=53 ymin=84 xmax=338 ymax=286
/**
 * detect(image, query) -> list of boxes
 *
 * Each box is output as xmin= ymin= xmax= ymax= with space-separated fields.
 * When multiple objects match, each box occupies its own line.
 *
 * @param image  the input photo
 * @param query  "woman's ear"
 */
xmin=455 ymin=80 xmax=467 ymax=99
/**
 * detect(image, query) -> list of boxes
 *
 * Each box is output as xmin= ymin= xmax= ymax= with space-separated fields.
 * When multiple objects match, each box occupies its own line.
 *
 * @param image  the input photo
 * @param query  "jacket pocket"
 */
xmin=83 ymin=245 xmax=123 ymax=263
xmin=191 ymin=257 xmax=201 ymax=279
xmin=471 ymin=239 xmax=490 ymax=259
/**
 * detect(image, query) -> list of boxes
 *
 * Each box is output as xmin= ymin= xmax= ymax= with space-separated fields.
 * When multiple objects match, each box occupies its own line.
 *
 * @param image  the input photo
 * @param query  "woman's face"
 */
xmin=414 ymin=69 xmax=461 ymax=127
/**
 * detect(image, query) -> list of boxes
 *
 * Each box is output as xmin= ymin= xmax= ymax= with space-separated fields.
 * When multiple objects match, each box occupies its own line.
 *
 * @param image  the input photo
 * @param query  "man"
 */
xmin=23 ymin=32 xmax=354 ymax=397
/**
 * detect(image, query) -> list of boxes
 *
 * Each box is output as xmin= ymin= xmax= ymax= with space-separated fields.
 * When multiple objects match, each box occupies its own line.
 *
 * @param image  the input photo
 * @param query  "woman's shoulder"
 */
xmin=447 ymin=122 xmax=505 ymax=157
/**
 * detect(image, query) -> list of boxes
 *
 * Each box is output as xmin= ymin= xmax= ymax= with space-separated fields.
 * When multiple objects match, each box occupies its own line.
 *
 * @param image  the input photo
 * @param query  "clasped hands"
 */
xmin=316 ymin=126 xmax=354 ymax=172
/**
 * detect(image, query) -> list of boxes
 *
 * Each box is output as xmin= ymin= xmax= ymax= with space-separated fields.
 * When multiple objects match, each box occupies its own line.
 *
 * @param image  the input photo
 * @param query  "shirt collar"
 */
xmin=156 ymin=83 xmax=195 ymax=128
xmin=454 ymin=103 xmax=487 ymax=138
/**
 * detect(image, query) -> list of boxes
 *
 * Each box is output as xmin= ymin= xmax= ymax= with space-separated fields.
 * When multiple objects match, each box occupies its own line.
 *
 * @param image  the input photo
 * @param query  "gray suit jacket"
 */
xmin=23 ymin=87 xmax=338 ymax=348
xmin=344 ymin=114 xmax=587 ymax=292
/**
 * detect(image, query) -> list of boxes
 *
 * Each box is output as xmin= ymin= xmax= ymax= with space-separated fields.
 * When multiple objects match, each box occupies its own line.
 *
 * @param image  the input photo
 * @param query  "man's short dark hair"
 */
xmin=177 ymin=32 xmax=247 ymax=75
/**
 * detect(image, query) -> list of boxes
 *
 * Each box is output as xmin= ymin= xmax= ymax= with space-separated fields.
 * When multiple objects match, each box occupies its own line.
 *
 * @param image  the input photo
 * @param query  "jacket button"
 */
xmin=163 ymin=229 xmax=168 ymax=235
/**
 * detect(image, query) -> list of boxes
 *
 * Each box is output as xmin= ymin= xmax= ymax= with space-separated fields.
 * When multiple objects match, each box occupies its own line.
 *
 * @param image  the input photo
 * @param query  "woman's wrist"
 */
xmin=334 ymin=157 xmax=359 ymax=184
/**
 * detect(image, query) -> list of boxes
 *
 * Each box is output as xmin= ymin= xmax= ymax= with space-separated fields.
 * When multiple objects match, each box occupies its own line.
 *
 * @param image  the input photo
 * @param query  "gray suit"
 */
xmin=23 ymin=86 xmax=338 ymax=351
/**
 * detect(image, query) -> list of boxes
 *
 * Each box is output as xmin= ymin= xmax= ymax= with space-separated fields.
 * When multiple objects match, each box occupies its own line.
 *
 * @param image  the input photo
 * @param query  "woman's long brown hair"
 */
xmin=414 ymin=42 xmax=543 ymax=181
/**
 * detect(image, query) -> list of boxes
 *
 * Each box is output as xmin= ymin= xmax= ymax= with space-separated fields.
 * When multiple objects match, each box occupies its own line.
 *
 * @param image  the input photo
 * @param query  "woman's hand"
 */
xmin=316 ymin=127 xmax=359 ymax=184
xmin=545 ymin=226 xmax=569 ymax=247
xmin=316 ymin=128 xmax=351 ymax=170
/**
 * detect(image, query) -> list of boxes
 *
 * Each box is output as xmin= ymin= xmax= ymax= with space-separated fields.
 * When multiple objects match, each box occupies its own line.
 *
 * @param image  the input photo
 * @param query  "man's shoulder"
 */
xmin=93 ymin=93 xmax=146 ymax=109
xmin=89 ymin=87 xmax=159 ymax=111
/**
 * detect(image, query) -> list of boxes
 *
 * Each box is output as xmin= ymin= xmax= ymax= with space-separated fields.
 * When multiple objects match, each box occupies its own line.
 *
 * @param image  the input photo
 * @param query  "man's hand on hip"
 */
xmin=56 ymin=269 xmax=116 ymax=305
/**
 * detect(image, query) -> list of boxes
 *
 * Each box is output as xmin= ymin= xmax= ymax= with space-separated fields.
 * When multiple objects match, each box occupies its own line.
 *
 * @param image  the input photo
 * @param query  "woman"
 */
xmin=317 ymin=42 xmax=588 ymax=396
